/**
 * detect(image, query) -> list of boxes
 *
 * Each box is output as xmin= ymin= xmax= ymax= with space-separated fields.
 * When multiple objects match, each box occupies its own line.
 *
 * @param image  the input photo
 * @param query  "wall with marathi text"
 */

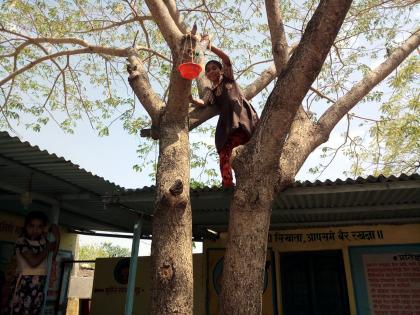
xmin=204 ymin=223 xmax=420 ymax=315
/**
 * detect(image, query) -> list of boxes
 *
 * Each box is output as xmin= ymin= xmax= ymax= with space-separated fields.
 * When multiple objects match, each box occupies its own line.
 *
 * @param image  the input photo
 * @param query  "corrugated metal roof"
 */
xmin=119 ymin=173 xmax=420 ymax=237
xmin=0 ymin=131 xmax=123 ymax=195
xmin=0 ymin=131 xmax=139 ymax=233
xmin=1 ymin=130 xmax=419 ymax=238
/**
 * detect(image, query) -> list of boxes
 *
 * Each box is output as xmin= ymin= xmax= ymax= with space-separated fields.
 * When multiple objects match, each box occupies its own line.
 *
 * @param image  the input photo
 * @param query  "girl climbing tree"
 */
xmin=190 ymin=40 xmax=259 ymax=188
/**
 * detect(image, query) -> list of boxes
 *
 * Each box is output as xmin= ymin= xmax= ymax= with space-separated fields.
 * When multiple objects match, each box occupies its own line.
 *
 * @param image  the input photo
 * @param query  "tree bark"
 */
xmin=265 ymin=0 xmax=288 ymax=73
xmin=144 ymin=2 xmax=194 ymax=313
xmin=219 ymin=1 xmax=353 ymax=313
xmin=150 ymin=60 xmax=193 ymax=314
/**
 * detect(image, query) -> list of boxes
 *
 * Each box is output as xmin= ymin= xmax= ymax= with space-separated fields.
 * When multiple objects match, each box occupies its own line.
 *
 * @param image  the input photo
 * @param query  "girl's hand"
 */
xmin=201 ymin=35 xmax=211 ymax=50
xmin=194 ymin=99 xmax=205 ymax=106
xmin=189 ymin=95 xmax=205 ymax=107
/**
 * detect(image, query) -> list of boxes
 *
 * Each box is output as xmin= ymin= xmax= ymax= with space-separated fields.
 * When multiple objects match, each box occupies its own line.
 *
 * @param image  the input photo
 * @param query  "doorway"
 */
xmin=280 ymin=250 xmax=350 ymax=315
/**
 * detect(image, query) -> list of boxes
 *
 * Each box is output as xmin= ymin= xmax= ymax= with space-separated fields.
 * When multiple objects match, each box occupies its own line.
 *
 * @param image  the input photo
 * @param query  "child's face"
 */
xmin=25 ymin=219 xmax=45 ymax=240
xmin=205 ymin=63 xmax=222 ymax=84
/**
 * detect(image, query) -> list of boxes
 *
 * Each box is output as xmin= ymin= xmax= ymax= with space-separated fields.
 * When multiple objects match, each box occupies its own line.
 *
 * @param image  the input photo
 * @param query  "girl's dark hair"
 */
xmin=205 ymin=60 xmax=222 ymax=71
xmin=24 ymin=211 xmax=48 ymax=231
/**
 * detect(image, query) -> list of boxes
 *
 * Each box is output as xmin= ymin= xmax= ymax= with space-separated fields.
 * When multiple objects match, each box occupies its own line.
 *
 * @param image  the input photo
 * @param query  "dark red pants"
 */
xmin=219 ymin=129 xmax=249 ymax=188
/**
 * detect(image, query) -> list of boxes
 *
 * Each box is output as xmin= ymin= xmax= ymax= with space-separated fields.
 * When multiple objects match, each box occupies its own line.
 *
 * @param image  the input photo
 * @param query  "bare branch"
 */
xmin=318 ymin=30 xmax=420 ymax=135
xmin=41 ymin=71 xmax=61 ymax=109
xmin=188 ymin=103 xmax=219 ymax=130
xmin=0 ymin=39 xmax=171 ymax=88
xmin=68 ymin=67 xmax=95 ymax=128
xmin=0 ymin=37 xmax=92 ymax=58
xmin=309 ymin=86 xmax=336 ymax=103
xmin=127 ymin=48 xmax=165 ymax=127
xmin=265 ymin=0 xmax=288 ymax=73
xmin=236 ymin=59 xmax=273 ymax=79
xmin=72 ymin=16 xmax=153 ymax=34
xmin=145 ymin=0 xmax=183 ymax=50
xmin=0 ymin=46 xmax=128 ymax=87
xmin=0 ymin=36 xmax=170 ymax=61
xmin=315 ymin=114 xmax=351 ymax=179
xmin=139 ymin=19 xmax=152 ymax=69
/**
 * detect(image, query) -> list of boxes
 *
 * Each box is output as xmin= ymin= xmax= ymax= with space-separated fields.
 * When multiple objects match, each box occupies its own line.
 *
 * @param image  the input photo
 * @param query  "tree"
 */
xmin=1 ymin=0 xmax=418 ymax=314
xmin=345 ymin=55 xmax=419 ymax=177
xmin=79 ymin=242 xmax=131 ymax=268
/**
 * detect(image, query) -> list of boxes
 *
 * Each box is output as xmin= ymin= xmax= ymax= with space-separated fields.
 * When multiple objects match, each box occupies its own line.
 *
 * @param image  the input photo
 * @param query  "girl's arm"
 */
xmin=207 ymin=42 xmax=234 ymax=80
xmin=209 ymin=45 xmax=231 ymax=66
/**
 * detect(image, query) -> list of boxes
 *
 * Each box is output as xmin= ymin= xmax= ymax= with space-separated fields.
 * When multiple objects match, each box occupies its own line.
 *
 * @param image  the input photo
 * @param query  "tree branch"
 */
xmin=72 ymin=16 xmax=153 ymax=34
xmin=0 ymin=37 xmax=170 ymax=62
xmin=188 ymin=102 xmax=219 ymax=130
xmin=0 ymin=40 xmax=171 ymax=87
xmin=236 ymin=59 xmax=273 ymax=79
xmin=278 ymin=106 xmax=319 ymax=187
xmin=265 ymin=0 xmax=288 ymax=73
xmin=127 ymin=48 xmax=165 ymax=131
xmin=1 ymin=47 xmax=123 ymax=87
xmin=163 ymin=0 xmax=188 ymax=33
xmin=279 ymin=30 xmax=420 ymax=187
xmin=236 ymin=0 xmax=353 ymax=174
xmin=242 ymin=63 xmax=277 ymax=100
xmin=309 ymin=86 xmax=336 ymax=103
xmin=242 ymin=44 xmax=297 ymax=100
xmin=318 ymin=30 xmax=420 ymax=134
xmin=145 ymin=0 xmax=183 ymax=50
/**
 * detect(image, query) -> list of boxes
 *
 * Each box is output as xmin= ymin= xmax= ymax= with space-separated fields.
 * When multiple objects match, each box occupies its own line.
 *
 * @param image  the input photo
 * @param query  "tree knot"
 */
xmin=158 ymin=261 xmax=174 ymax=284
xmin=127 ymin=64 xmax=139 ymax=82
xmin=169 ymin=179 xmax=183 ymax=196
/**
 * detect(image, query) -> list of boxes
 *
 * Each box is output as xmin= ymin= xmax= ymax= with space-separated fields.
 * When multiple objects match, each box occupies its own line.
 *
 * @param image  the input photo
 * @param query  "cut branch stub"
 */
xmin=140 ymin=127 xmax=160 ymax=140
xmin=169 ymin=179 xmax=183 ymax=196
xmin=158 ymin=260 xmax=175 ymax=284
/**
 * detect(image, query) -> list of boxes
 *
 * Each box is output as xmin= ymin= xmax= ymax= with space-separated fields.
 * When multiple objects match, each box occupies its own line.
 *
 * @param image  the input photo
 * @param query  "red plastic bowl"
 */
xmin=178 ymin=62 xmax=202 ymax=80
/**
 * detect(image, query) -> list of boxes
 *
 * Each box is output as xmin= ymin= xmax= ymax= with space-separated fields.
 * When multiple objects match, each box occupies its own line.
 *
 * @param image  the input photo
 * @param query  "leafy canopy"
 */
xmin=0 ymin=0 xmax=418 ymax=183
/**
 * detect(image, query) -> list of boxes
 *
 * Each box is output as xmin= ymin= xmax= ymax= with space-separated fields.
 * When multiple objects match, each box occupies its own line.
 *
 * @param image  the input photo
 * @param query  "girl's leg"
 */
xmin=219 ymin=129 xmax=250 ymax=188
xmin=219 ymin=141 xmax=234 ymax=188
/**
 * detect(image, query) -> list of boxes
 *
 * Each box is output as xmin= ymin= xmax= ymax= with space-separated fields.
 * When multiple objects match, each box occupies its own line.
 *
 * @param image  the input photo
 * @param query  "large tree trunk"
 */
xmin=150 ymin=57 xmax=193 ymax=314
xmin=219 ymin=176 xmax=276 ymax=314
xmin=219 ymin=1 xmax=353 ymax=313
